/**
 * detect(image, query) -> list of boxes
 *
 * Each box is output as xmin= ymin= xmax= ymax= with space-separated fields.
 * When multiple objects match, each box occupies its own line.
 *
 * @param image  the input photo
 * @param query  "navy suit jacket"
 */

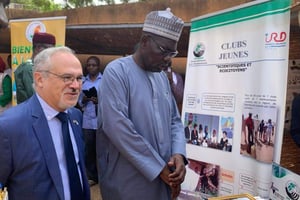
xmin=0 ymin=94 xmax=90 ymax=200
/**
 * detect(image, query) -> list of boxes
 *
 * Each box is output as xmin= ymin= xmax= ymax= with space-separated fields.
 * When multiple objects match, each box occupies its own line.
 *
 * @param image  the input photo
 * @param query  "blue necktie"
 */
xmin=56 ymin=112 xmax=84 ymax=200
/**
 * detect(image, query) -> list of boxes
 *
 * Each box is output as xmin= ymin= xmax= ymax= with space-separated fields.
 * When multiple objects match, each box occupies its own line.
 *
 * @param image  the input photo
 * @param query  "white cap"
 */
xmin=143 ymin=8 xmax=184 ymax=42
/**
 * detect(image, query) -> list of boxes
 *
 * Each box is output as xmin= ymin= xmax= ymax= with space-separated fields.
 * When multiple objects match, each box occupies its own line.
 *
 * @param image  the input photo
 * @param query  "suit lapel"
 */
xmin=30 ymin=95 xmax=65 ymax=200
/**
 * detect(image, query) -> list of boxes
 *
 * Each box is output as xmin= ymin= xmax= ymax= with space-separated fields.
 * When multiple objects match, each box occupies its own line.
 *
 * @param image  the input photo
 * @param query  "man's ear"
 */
xmin=140 ymin=34 xmax=150 ymax=48
xmin=33 ymin=72 xmax=44 ymax=88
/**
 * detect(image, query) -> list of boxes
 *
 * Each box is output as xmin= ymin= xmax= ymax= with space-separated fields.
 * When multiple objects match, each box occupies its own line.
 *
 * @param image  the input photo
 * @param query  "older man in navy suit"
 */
xmin=0 ymin=46 xmax=90 ymax=200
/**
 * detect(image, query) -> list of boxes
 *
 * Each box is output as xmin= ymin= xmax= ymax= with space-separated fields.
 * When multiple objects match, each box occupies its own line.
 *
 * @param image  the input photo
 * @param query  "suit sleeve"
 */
xmin=0 ymin=124 xmax=12 ymax=186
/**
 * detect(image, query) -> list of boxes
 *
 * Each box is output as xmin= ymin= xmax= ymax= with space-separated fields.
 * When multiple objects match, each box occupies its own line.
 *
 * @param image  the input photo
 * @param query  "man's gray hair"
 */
xmin=33 ymin=46 xmax=75 ymax=72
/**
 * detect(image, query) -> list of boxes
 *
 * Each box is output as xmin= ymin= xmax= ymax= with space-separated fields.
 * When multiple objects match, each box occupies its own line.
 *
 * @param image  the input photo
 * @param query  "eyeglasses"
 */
xmin=40 ymin=70 xmax=84 ymax=84
xmin=149 ymin=36 xmax=178 ymax=58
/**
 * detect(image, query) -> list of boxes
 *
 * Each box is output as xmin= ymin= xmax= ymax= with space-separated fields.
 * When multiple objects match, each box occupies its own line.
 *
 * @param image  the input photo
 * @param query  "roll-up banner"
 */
xmin=180 ymin=0 xmax=291 ymax=199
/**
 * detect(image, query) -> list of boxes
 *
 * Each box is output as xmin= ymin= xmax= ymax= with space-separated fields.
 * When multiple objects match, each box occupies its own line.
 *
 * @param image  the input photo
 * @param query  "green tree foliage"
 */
xmin=10 ymin=0 xmax=62 ymax=11
xmin=98 ymin=0 xmax=115 ymax=5
xmin=10 ymin=0 xmax=148 ymax=10
xmin=97 ymin=0 xmax=147 ymax=5
xmin=69 ymin=0 xmax=95 ymax=8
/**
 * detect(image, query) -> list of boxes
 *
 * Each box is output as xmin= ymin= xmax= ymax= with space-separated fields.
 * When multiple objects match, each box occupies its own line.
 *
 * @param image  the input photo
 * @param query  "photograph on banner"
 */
xmin=179 ymin=158 xmax=268 ymax=199
xmin=184 ymin=112 xmax=233 ymax=152
xmin=240 ymin=105 xmax=277 ymax=164
xmin=179 ymin=158 xmax=220 ymax=200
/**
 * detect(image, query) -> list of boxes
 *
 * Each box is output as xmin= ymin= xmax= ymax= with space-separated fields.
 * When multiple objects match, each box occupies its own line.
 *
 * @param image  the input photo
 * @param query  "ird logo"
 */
xmin=265 ymin=32 xmax=287 ymax=43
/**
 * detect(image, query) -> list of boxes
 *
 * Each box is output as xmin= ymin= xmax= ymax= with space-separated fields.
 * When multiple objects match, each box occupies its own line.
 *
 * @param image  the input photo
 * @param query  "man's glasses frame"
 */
xmin=39 ymin=70 xmax=84 ymax=84
xmin=148 ymin=36 xmax=178 ymax=58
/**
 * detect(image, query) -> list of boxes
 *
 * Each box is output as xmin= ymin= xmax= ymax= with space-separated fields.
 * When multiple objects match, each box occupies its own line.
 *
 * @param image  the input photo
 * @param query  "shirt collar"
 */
xmin=85 ymin=73 xmax=102 ymax=81
xmin=36 ymin=94 xmax=67 ymax=120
